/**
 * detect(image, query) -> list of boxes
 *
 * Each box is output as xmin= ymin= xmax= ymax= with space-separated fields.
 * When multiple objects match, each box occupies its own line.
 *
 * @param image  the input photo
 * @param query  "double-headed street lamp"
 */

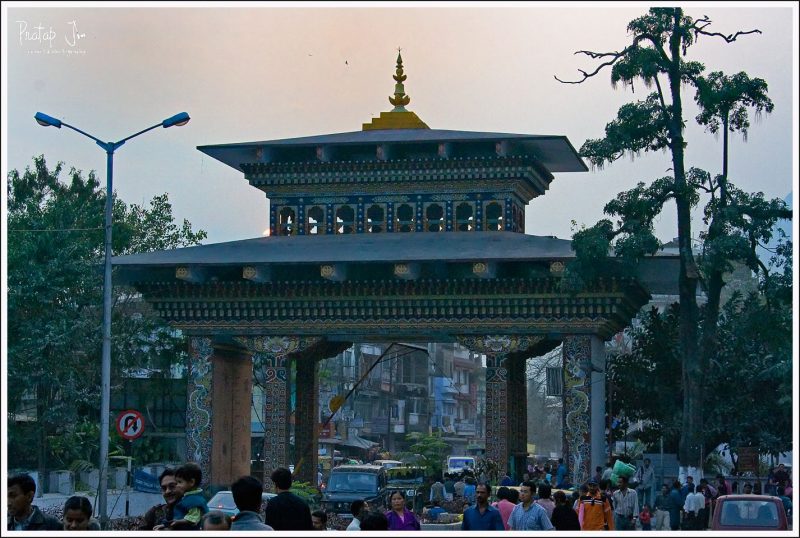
xmin=34 ymin=111 xmax=190 ymax=528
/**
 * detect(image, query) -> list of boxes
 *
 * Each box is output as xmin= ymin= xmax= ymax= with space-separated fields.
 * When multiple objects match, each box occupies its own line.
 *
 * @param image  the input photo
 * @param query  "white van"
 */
xmin=446 ymin=456 xmax=476 ymax=476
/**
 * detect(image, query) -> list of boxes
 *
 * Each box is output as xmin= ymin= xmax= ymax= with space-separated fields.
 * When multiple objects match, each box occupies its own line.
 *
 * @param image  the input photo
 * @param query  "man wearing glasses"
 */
xmin=139 ymin=468 xmax=184 ymax=530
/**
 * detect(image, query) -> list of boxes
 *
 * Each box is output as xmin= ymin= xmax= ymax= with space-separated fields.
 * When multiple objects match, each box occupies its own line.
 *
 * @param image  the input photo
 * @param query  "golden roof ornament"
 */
xmin=389 ymin=51 xmax=411 ymax=111
xmin=363 ymin=49 xmax=429 ymax=131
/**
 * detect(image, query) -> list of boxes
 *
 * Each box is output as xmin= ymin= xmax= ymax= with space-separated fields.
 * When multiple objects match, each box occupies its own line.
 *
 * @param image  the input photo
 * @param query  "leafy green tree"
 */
xmin=607 ymin=239 xmax=792 ymax=465
xmin=556 ymin=7 xmax=774 ymax=472
xmin=399 ymin=432 xmax=450 ymax=480
xmin=691 ymin=71 xmax=788 ymax=394
xmin=607 ymin=305 xmax=683 ymax=452
xmin=7 ymin=155 xmax=206 ymax=483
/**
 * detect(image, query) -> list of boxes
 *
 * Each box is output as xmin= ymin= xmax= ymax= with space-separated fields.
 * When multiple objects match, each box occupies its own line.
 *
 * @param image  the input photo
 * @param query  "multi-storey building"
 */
xmin=312 ymin=342 xmax=484 ymax=458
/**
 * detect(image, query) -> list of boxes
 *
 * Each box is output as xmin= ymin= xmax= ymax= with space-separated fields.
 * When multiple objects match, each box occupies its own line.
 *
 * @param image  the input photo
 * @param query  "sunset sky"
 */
xmin=3 ymin=2 xmax=797 ymax=245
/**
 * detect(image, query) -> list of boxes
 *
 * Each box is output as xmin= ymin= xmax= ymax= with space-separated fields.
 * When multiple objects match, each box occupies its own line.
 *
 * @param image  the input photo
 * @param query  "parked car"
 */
xmin=321 ymin=464 xmax=388 ymax=517
xmin=711 ymin=495 xmax=789 ymax=531
xmin=206 ymin=490 xmax=277 ymax=517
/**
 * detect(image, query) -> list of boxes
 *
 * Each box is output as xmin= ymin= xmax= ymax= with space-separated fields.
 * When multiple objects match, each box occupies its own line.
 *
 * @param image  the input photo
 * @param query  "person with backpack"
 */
xmin=577 ymin=479 xmax=614 ymax=530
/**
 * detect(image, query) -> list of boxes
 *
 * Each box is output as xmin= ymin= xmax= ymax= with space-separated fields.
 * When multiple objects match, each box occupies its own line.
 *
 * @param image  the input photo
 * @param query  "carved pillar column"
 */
xmin=507 ymin=354 xmax=528 ymax=482
xmin=294 ymin=357 xmax=320 ymax=486
xmin=485 ymin=353 xmax=509 ymax=474
xmin=186 ymin=337 xmax=253 ymax=491
xmin=186 ymin=337 xmax=214 ymax=489
xmin=210 ymin=344 xmax=253 ymax=492
xmin=562 ymin=335 xmax=595 ymax=487
xmin=457 ymin=336 xmax=542 ymax=477
xmin=234 ymin=336 xmax=321 ymax=490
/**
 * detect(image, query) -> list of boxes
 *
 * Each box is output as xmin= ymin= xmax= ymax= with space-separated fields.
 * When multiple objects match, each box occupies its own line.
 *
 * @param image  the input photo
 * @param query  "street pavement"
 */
xmin=34 ymin=489 xmax=163 ymax=518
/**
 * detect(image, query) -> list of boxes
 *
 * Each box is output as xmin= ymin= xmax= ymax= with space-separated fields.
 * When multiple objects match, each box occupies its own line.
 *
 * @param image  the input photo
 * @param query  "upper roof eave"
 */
xmin=197 ymin=129 xmax=588 ymax=174
xmin=113 ymin=231 xmax=577 ymax=268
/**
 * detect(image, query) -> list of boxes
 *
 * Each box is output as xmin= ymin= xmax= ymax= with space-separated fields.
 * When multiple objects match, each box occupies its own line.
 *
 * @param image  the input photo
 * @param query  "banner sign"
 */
xmin=132 ymin=469 xmax=161 ymax=493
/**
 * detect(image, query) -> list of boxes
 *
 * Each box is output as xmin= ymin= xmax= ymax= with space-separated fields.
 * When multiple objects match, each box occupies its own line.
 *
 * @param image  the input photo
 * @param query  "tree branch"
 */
xmin=692 ymin=16 xmax=762 ymax=42
xmin=555 ymin=43 xmax=636 ymax=84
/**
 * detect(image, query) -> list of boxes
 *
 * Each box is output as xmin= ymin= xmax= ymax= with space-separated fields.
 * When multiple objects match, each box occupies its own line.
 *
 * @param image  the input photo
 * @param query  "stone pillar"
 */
xmin=294 ymin=357 xmax=320 ymax=485
xmin=457 ymin=336 xmax=542 ymax=477
xmin=258 ymin=352 xmax=290 ymax=489
xmin=186 ymin=337 xmax=214 ymax=489
xmin=186 ymin=337 xmax=253 ymax=491
xmin=562 ymin=335 xmax=596 ymax=486
xmin=234 ymin=336 xmax=320 ymax=490
xmin=507 ymin=354 xmax=528 ymax=482
xmin=485 ymin=353 xmax=510 ymax=474
xmin=590 ymin=336 xmax=606 ymax=475
xmin=210 ymin=344 xmax=253 ymax=492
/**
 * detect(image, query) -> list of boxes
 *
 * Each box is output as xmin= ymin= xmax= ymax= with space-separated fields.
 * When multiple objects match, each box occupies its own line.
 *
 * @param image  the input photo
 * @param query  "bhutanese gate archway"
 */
xmin=115 ymin=54 xmax=676 ymax=492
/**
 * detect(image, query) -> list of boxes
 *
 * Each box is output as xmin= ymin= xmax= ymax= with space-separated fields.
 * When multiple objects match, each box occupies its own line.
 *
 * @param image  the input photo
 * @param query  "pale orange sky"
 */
xmin=4 ymin=3 xmax=797 ymax=244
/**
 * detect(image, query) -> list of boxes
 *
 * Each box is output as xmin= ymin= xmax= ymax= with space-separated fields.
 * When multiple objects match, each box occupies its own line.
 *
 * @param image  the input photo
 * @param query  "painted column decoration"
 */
xmin=186 ymin=336 xmax=214 ymax=488
xmin=507 ymin=354 xmax=527 ymax=480
xmin=234 ymin=336 xmax=320 ymax=489
xmin=294 ymin=358 xmax=320 ymax=485
xmin=457 ymin=336 xmax=542 ymax=475
xmin=562 ymin=335 xmax=592 ymax=487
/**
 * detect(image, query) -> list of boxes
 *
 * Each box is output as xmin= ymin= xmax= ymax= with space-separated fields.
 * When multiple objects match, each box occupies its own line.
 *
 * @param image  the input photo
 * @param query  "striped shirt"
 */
xmin=509 ymin=501 xmax=555 ymax=531
xmin=612 ymin=488 xmax=639 ymax=517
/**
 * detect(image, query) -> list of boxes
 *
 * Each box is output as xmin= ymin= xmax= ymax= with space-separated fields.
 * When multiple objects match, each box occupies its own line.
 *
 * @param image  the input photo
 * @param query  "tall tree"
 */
xmin=556 ymin=7 xmax=767 ymax=475
xmin=7 ymin=155 xmax=206 ymax=481
xmin=692 ymin=71 xmax=789 ymax=371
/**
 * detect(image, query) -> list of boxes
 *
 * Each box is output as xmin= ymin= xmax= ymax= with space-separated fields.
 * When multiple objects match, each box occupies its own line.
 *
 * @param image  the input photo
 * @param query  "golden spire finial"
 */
xmin=389 ymin=48 xmax=411 ymax=111
xmin=362 ymin=50 xmax=429 ymax=130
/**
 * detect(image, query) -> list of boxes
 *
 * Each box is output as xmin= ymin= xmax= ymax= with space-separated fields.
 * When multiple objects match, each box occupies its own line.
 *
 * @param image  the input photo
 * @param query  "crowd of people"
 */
xmin=7 ymin=459 xmax=793 ymax=531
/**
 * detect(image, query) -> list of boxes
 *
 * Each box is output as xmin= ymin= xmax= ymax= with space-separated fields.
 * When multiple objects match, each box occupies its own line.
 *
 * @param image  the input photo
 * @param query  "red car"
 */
xmin=711 ymin=495 xmax=789 ymax=531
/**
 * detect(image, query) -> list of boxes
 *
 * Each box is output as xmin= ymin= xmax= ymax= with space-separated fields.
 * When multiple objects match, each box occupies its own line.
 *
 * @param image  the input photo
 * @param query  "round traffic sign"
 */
xmin=115 ymin=409 xmax=144 ymax=440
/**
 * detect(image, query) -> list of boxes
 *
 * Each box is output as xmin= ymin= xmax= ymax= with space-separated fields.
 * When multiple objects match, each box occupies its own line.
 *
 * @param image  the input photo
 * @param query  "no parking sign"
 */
xmin=116 ymin=409 xmax=144 ymax=440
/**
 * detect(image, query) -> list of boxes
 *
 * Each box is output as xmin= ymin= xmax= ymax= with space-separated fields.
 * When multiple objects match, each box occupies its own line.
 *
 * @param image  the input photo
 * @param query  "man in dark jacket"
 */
xmin=263 ymin=467 xmax=313 ymax=530
xmin=7 ymin=474 xmax=62 ymax=531
xmin=138 ymin=468 xmax=183 ymax=530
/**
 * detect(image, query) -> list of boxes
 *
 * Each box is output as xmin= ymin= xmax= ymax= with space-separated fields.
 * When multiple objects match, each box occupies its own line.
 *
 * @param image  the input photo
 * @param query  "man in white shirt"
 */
xmin=635 ymin=458 xmax=656 ymax=508
xmin=682 ymin=484 xmax=705 ymax=530
xmin=612 ymin=476 xmax=639 ymax=530
xmin=346 ymin=500 xmax=369 ymax=531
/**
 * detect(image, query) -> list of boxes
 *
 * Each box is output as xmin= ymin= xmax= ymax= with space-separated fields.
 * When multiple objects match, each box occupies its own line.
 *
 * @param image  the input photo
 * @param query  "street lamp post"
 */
xmin=34 ymin=111 xmax=190 ymax=529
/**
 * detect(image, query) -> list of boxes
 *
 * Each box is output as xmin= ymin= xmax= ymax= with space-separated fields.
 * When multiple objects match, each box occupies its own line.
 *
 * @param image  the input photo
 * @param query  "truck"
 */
xmin=320 ymin=464 xmax=388 ymax=518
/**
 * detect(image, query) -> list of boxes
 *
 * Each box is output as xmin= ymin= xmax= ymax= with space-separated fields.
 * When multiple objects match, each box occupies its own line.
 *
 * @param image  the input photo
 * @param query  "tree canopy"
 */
xmin=556 ymin=7 xmax=789 ymax=472
xmin=7 ymin=155 xmax=206 ymax=474
xmin=608 ymin=238 xmax=792 ymax=465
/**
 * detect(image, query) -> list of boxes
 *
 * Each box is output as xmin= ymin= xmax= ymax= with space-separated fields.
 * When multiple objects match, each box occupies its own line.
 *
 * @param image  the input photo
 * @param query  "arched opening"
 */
xmin=455 ymin=202 xmax=474 ymax=232
xmin=366 ymin=204 xmax=385 ymax=233
xmin=278 ymin=207 xmax=296 ymax=236
xmin=425 ymin=204 xmax=444 ymax=232
xmin=485 ymin=202 xmax=503 ymax=231
xmin=396 ymin=203 xmax=415 ymax=233
xmin=306 ymin=205 xmax=325 ymax=235
xmin=336 ymin=205 xmax=355 ymax=234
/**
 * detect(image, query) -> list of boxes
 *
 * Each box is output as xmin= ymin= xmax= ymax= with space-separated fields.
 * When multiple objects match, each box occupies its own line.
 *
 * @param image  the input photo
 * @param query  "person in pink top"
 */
xmin=491 ymin=486 xmax=516 ymax=530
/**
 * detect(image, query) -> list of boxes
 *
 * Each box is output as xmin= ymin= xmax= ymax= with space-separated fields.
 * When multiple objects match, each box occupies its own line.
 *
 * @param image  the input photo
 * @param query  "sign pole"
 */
xmin=126 ymin=441 xmax=132 ymax=517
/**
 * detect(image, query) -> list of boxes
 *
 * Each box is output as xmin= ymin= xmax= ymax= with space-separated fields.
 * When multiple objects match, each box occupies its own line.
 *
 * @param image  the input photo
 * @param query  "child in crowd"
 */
xmin=639 ymin=504 xmax=652 ymax=530
xmin=170 ymin=462 xmax=209 ymax=529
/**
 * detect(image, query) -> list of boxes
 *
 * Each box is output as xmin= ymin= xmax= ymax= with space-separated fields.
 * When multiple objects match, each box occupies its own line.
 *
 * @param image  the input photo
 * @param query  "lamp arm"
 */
xmin=61 ymin=122 xmax=106 ymax=146
xmin=117 ymin=122 xmax=162 ymax=145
